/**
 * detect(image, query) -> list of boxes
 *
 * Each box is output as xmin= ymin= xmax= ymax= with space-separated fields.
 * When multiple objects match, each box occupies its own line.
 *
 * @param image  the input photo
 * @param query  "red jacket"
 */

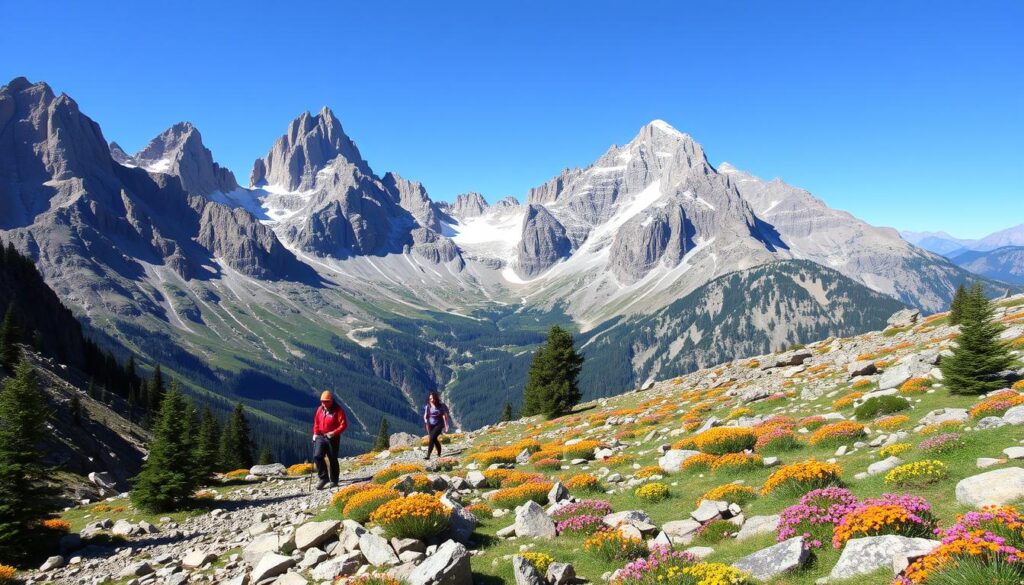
xmin=313 ymin=404 xmax=347 ymax=437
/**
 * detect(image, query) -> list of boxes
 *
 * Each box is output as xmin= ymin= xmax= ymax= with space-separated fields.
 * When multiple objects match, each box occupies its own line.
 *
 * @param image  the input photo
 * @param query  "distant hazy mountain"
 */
xmin=950 ymin=246 xmax=1024 ymax=284
xmin=902 ymin=224 xmax=1024 ymax=256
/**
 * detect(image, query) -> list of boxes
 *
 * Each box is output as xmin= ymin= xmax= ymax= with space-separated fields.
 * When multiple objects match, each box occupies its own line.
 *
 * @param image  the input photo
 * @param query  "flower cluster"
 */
xmin=603 ymin=454 xmax=636 ymax=467
xmin=564 ymin=473 xmax=602 ymax=493
xmin=613 ymin=546 xmax=699 ymax=585
xmin=551 ymin=499 xmax=613 ymax=520
xmin=465 ymin=502 xmax=492 ymax=518
xmin=754 ymin=428 xmax=800 ymax=452
xmin=370 ymin=493 xmax=451 ymax=539
xmin=918 ymin=432 xmax=964 ymax=454
xmin=899 ymin=377 xmax=931 ymax=395
xmin=335 ymin=573 xmax=404 ymax=585
xmin=41 ymin=518 xmax=71 ymax=532
xmin=899 ymin=506 xmax=1024 ymax=584
xmin=520 ymin=552 xmax=555 ymax=574
xmin=876 ymin=414 xmax=911 ymax=430
xmin=918 ymin=420 xmax=962 ymax=435
xmin=689 ymin=427 xmax=757 ymax=455
xmin=429 ymin=457 xmax=458 ymax=471
xmin=469 ymin=447 xmax=520 ymax=466
xmin=489 ymin=481 xmax=553 ymax=508
xmin=777 ymin=487 xmax=860 ymax=548
xmin=534 ymin=458 xmax=562 ymax=471
xmin=332 ymin=482 xmax=369 ymax=512
xmin=808 ymin=421 xmax=866 ymax=446
xmin=879 ymin=443 xmax=913 ymax=458
xmin=884 ymin=460 xmax=948 ymax=487
xmin=556 ymin=514 xmax=605 ymax=536
xmin=372 ymin=463 xmax=426 ymax=484
xmin=1014 ymin=379 xmax=1024 ymax=390
xmin=343 ymin=487 xmax=400 ymax=523
xmin=762 ymin=460 xmax=843 ymax=496
xmin=851 ymin=378 xmax=874 ymax=389
xmin=832 ymin=500 xmax=936 ymax=548
xmin=635 ymin=465 xmax=664 ymax=479
xmin=797 ymin=415 xmax=827 ymax=430
xmin=698 ymin=484 xmax=758 ymax=506
xmin=969 ymin=390 xmax=1024 ymax=418
xmin=0 ymin=566 xmax=16 ymax=584
xmin=711 ymin=453 xmax=762 ymax=473
xmin=224 ymin=468 xmax=249 ymax=479
xmin=584 ymin=528 xmax=648 ymax=561
xmin=287 ymin=463 xmax=315 ymax=476
xmin=726 ymin=407 xmax=753 ymax=420
xmin=490 ymin=470 xmax=545 ymax=488
xmin=635 ymin=482 xmax=670 ymax=501
xmin=833 ymin=392 xmax=864 ymax=410
xmin=681 ymin=453 xmax=720 ymax=472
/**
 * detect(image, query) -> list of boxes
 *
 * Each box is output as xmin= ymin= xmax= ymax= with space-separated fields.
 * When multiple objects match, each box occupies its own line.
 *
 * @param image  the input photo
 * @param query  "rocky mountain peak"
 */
xmin=250 ymin=106 xmax=366 ymax=191
xmin=450 ymin=192 xmax=489 ymax=219
xmin=124 ymin=122 xmax=239 ymax=196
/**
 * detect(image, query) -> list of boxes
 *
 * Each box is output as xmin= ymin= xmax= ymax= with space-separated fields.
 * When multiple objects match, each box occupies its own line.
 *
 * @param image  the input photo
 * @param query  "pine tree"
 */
xmin=948 ymin=283 xmax=968 ymax=325
xmin=257 ymin=447 xmax=273 ymax=466
xmin=521 ymin=325 xmax=584 ymax=419
xmin=940 ymin=283 xmax=1017 ymax=395
xmin=500 ymin=402 xmax=514 ymax=422
xmin=130 ymin=386 xmax=199 ymax=512
xmin=71 ymin=393 xmax=82 ymax=425
xmin=0 ymin=305 xmax=19 ymax=372
xmin=374 ymin=417 xmax=390 ymax=451
xmin=147 ymin=365 xmax=165 ymax=425
xmin=219 ymin=403 xmax=254 ymax=471
xmin=193 ymin=406 xmax=222 ymax=484
xmin=125 ymin=355 xmax=137 ymax=401
xmin=0 ymin=361 xmax=55 ymax=560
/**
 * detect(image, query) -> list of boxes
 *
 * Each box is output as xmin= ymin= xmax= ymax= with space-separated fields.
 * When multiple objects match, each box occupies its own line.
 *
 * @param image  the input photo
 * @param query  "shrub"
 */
xmin=384 ymin=473 xmax=434 ymax=493
xmin=680 ymin=453 xmax=720 ymax=472
xmin=41 ymin=518 xmax=71 ymax=532
xmin=635 ymin=482 xmax=670 ymax=501
xmin=879 ymin=443 xmax=913 ymax=458
xmin=489 ymin=481 xmax=552 ymax=508
xmin=613 ymin=548 xmax=700 ymax=585
xmin=0 ymin=566 xmax=15 ymax=584
xmin=697 ymin=484 xmax=757 ymax=506
xmin=754 ymin=428 xmax=800 ymax=453
xmin=429 ymin=457 xmax=458 ymax=471
xmin=969 ymin=390 xmax=1024 ymax=418
xmin=565 ymin=473 xmax=602 ymax=493
xmin=762 ymin=460 xmax=843 ymax=496
xmin=833 ymin=392 xmax=864 ymax=410
xmin=832 ymin=498 xmax=937 ymax=548
xmin=711 ymin=453 xmax=762 ymax=474
xmin=225 ymin=469 xmax=249 ymax=479
xmin=370 ymin=493 xmax=451 ymax=539
xmin=584 ymin=528 xmax=648 ymax=561
xmin=343 ymin=487 xmax=400 ymax=522
xmin=556 ymin=514 xmax=605 ymax=536
xmin=809 ymin=421 xmax=866 ymax=446
xmin=876 ymin=414 xmax=910 ymax=429
xmin=885 ymin=460 xmax=948 ymax=487
xmin=372 ymin=463 xmax=426 ymax=484
xmin=465 ymin=502 xmax=492 ymax=517
xmin=797 ymin=415 xmax=827 ymax=430
xmin=534 ymin=458 xmax=562 ymax=471
xmin=342 ymin=574 xmax=405 ymax=585
xmin=551 ymin=499 xmax=613 ymax=521
xmin=778 ymin=486 xmax=860 ymax=549
xmin=726 ymin=407 xmax=753 ymax=420
xmin=693 ymin=518 xmax=737 ymax=545
xmin=635 ymin=465 xmax=664 ymax=479
xmin=919 ymin=432 xmax=964 ymax=455
xmin=854 ymin=395 xmax=911 ymax=420
xmin=899 ymin=377 xmax=931 ymax=395
xmin=520 ymin=552 xmax=555 ymax=574
xmin=287 ymin=463 xmax=315 ymax=476
xmin=690 ymin=427 xmax=757 ymax=455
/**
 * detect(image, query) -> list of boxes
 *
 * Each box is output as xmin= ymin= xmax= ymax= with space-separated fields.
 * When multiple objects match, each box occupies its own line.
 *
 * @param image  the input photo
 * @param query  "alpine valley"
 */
xmin=0 ymin=77 xmax=1014 ymax=457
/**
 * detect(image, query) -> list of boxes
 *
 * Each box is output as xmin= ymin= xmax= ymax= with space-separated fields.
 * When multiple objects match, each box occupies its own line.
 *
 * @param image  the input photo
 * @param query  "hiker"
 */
xmin=312 ymin=390 xmax=347 ymax=489
xmin=423 ymin=390 xmax=451 ymax=460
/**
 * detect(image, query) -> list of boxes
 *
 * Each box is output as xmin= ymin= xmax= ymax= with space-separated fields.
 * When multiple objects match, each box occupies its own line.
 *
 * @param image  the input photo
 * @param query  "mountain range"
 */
xmin=901 ymin=226 xmax=1024 ymax=285
xmin=0 ymin=76 xmax=1014 ymax=456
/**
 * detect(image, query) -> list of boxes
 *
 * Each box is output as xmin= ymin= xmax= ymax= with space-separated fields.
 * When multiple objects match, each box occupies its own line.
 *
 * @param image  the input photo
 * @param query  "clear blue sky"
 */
xmin=3 ymin=0 xmax=1021 ymax=238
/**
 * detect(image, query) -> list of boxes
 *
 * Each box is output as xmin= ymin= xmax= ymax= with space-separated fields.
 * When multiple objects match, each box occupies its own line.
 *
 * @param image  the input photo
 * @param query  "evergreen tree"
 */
xmin=71 ymin=393 xmax=82 ymax=425
xmin=521 ymin=325 xmax=584 ymax=419
xmin=125 ymin=355 xmax=137 ymax=401
xmin=257 ymin=447 xmax=273 ymax=466
xmin=500 ymin=401 xmax=514 ymax=422
xmin=0 ymin=305 xmax=19 ymax=371
xmin=0 ymin=361 xmax=55 ymax=560
xmin=949 ymin=283 xmax=968 ymax=325
xmin=373 ymin=417 xmax=390 ymax=451
xmin=940 ymin=283 xmax=1017 ymax=395
xmin=219 ymin=403 xmax=254 ymax=471
xmin=86 ymin=379 xmax=96 ymax=400
xmin=130 ymin=386 xmax=199 ymax=512
xmin=146 ymin=365 xmax=165 ymax=425
xmin=193 ymin=406 xmax=221 ymax=484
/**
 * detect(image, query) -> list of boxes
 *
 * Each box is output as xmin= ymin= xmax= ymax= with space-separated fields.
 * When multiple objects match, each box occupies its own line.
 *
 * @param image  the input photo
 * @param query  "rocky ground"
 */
xmin=25 ymin=295 xmax=1024 ymax=585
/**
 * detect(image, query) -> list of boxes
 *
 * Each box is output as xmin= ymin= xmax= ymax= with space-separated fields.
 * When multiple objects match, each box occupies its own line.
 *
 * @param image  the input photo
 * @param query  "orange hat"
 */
xmin=320 ymin=391 xmax=333 ymax=402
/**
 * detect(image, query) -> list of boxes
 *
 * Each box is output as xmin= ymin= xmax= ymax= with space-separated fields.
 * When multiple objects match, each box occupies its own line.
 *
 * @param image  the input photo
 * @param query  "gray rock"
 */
xmin=312 ymin=554 xmax=361 ymax=580
xmin=512 ymin=555 xmax=547 ymax=585
xmin=39 ymin=555 xmax=64 ymax=571
xmin=516 ymin=204 xmax=573 ymax=278
xmin=978 ymin=416 xmax=1009 ymax=430
xmin=1004 ymin=405 xmax=1024 ymax=424
xmin=731 ymin=536 xmax=808 ymax=580
xmin=830 ymin=535 xmax=939 ymax=580
xmin=298 ymin=547 xmax=327 ymax=569
xmin=956 ymin=467 xmax=1024 ymax=507
xmin=389 ymin=432 xmax=421 ymax=449
xmin=603 ymin=510 xmax=653 ymax=529
xmin=182 ymin=550 xmax=217 ymax=569
xmin=657 ymin=449 xmax=701 ymax=473
xmin=919 ymin=408 xmax=970 ymax=426
xmin=514 ymin=501 xmax=556 ymax=538
xmin=735 ymin=515 xmax=780 ymax=541
xmin=691 ymin=500 xmax=721 ymax=523
xmin=294 ymin=520 xmax=340 ymax=551
xmin=359 ymin=532 xmax=400 ymax=566
xmin=662 ymin=519 xmax=701 ymax=545
xmin=847 ymin=361 xmax=877 ymax=377
xmin=887 ymin=308 xmax=920 ymax=328
xmin=111 ymin=519 xmax=135 ymax=536
xmin=130 ymin=122 xmax=239 ymax=197
xmin=547 ymin=482 xmax=569 ymax=504
xmin=251 ymin=553 xmax=296 ymax=584
xmin=465 ymin=470 xmax=487 ymax=488
xmin=684 ymin=546 xmax=715 ymax=559
xmin=243 ymin=533 xmax=286 ymax=563
xmin=272 ymin=572 xmax=308 ymax=585
xmin=88 ymin=471 xmax=117 ymax=492
xmin=407 ymin=540 xmax=472 ymax=585
xmin=440 ymin=492 xmax=478 ymax=544
xmin=118 ymin=561 xmax=154 ymax=578
xmin=977 ymin=457 xmax=1003 ymax=468
xmin=547 ymin=562 xmax=576 ymax=585
xmin=867 ymin=456 xmax=903 ymax=476
xmin=250 ymin=463 xmax=288 ymax=476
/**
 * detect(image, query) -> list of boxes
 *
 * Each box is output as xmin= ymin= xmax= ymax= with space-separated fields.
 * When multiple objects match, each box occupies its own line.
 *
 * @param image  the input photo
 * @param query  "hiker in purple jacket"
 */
xmin=423 ymin=390 xmax=451 ymax=460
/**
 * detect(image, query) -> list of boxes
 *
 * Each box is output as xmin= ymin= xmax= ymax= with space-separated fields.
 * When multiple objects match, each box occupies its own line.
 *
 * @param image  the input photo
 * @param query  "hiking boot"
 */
xmin=316 ymin=480 xmax=329 ymax=490
xmin=331 ymin=482 xmax=339 ymax=489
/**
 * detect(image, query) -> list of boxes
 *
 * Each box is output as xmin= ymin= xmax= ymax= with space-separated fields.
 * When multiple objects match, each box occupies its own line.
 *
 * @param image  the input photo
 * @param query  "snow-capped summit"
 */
xmin=122 ymin=122 xmax=239 ymax=196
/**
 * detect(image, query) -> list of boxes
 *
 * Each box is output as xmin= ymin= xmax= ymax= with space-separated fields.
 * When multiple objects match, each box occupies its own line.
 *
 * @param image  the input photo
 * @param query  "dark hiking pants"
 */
xmin=426 ymin=423 xmax=444 ymax=459
xmin=313 ymin=435 xmax=340 ymax=484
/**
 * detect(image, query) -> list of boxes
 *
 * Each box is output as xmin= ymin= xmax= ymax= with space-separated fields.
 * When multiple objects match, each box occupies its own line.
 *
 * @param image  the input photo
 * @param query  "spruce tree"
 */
xmin=257 ymin=447 xmax=273 ymax=466
xmin=219 ymin=403 xmax=254 ymax=471
xmin=948 ymin=283 xmax=968 ymax=325
xmin=71 ymin=393 xmax=82 ymax=425
xmin=131 ymin=386 xmax=199 ymax=512
xmin=0 ymin=361 xmax=54 ymax=560
xmin=374 ymin=417 xmax=390 ymax=451
xmin=0 ymin=305 xmax=19 ymax=372
xmin=193 ymin=406 xmax=221 ymax=483
xmin=147 ymin=365 xmax=165 ymax=425
xmin=940 ymin=283 xmax=1017 ymax=395
xmin=500 ymin=401 xmax=514 ymax=422
xmin=521 ymin=325 xmax=584 ymax=419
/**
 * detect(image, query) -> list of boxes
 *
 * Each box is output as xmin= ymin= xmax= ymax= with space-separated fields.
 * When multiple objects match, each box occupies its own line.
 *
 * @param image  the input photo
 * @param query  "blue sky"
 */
xmin=3 ymin=1 xmax=1021 ymax=238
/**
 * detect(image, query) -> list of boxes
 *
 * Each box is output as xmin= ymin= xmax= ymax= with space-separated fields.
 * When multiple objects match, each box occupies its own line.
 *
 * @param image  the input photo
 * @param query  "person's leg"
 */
xmin=428 ymin=424 xmax=444 ymax=458
xmin=328 ymin=437 xmax=341 ymax=485
xmin=313 ymin=437 xmax=329 ymax=486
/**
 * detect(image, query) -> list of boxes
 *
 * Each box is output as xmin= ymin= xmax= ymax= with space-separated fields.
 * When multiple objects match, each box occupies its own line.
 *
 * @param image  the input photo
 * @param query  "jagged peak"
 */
xmin=253 ymin=106 xmax=366 ymax=190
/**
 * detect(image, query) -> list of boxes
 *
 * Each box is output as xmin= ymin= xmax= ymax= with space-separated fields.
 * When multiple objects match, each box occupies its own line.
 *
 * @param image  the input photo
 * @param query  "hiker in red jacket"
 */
xmin=313 ymin=390 xmax=347 ymax=489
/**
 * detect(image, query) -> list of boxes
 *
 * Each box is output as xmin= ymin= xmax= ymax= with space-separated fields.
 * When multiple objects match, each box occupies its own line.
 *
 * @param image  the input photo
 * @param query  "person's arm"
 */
xmin=424 ymin=405 xmax=430 ymax=433
xmin=313 ymin=410 xmax=320 ymax=441
xmin=443 ymin=407 xmax=451 ymax=432
xmin=325 ymin=409 xmax=347 ymax=438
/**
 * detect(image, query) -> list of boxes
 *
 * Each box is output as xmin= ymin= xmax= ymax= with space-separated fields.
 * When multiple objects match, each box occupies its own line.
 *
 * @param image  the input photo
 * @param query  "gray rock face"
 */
xmin=830 ymin=535 xmax=939 ymax=580
xmin=514 ymin=500 xmax=556 ymax=538
xmin=388 ymin=432 xmax=421 ymax=449
xmin=449 ymin=192 xmax=489 ymax=220
xmin=516 ymin=204 xmax=572 ymax=277
xmin=1004 ymin=404 xmax=1024 ymax=424
xmin=956 ymin=467 xmax=1024 ymax=507
xmin=867 ymin=456 xmax=903 ymax=476
xmin=731 ymin=536 xmax=809 ymax=581
xmin=359 ymin=532 xmax=400 ymax=567
xmin=128 ymin=122 xmax=239 ymax=196
xmin=662 ymin=519 xmax=701 ymax=545
xmin=658 ymin=449 xmax=701 ymax=473
xmin=847 ymin=360 xmax=878 ymax=377
xmin=251 ymin=553 xmax=295 ymax=583
xmin=383 ymin=172 xmax=445 ymax=232
xmin=886 ymin=309 xmax=921 ymax=328
xmin=735 ymin=515 xmax=780 ymax=541
xmin=294 ymin=520 xmax=340 ymax=550
xmin=919 ymin=408 xmax=970 ymax=426
xmin=512 ymin=555 xmax=547 ymax=585
xmin=406 ymin=540 xmax=471 ymax=585
xmin=440 ymin=492 xmax=478 ymax=544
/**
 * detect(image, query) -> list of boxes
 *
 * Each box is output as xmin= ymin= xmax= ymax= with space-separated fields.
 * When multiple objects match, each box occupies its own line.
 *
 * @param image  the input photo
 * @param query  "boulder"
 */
xmin=658 ymin=450 xmax=701 ymax=473
xmin=465 ymin=470 xmax=487 ymax=488
xmin=603 ymin=510 xmax=653 ymax=529
xmin=272 ymin=573 xmax=308 ymax=585
xmin=441 ymin=492 xmax=478 ymax=543
xmin=250 ymin=463 xmax=287 ymax=476
xmin=867 ymin=456 xmax=903 ymax=476
xmin=830 ymin=535 xmax=940 ymax=580
xmin=1004 ymin=405 xmax=1024 ymax=424
xmin=312 ymin=554 xmax=361 ymax=580
xmin=978 ymin=416 xmax=1008 ymax=430
xmin=39 ymin=555 xmax=64 ymax=571
xmin=763 ymin=350 xmax=813 ymax=369
xmin=735 ymin=515 xmax=780 ymax=541
xmin=887 ymin=308 xmax=920 ymax=328
xmin=514 ymin=501 xmax=556 ymax=538
xmin=294 ymin=520 xmax=340 ymax=551
xmin=118 ymin=561 xmax=154 ymax=578
xmin=662 ymin=519 xmax=701 ymax=545
xmin=389 ymin=432 xmax=420 ymax=449
xmin=547 ymin=482 xmax=569 ymax=504
xmin=182 ymin=550 xmax=217 ymax=569
xmin=251 ymin=553 xmax=295 ymax=583
xmin=407 ymin=540 xmax=472 ymax=585
xmin=243 ymin=533 xmax=286 ymax=563
xmin=690 ymin=500 xmax=721 ymax=523
xmin=359 ymin=532 xmax=400 ymax=566
xmin=879 ymin=362 xmax=914 ymax=390
xmin=847 ymin=361 xmax=877 ymax=377
xmin=547 ymin=562 xmax=576 ymax=585
xmin=956 ymin=467 xmax=1024 ymax=507
xmin=731 ymin=536 xmax=809 ymax=581
xmin=919 ymin=408 xmax=969 ymax=426
xmin=88 ymin=471 xmax=117 ymax=492
xmin=298 ymin=548 xmax=328 ymax=568
xmin=512 ymin=555 xmax=546 ymax=585
xmin=111 ymin=519 xmax=135 ymax=536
